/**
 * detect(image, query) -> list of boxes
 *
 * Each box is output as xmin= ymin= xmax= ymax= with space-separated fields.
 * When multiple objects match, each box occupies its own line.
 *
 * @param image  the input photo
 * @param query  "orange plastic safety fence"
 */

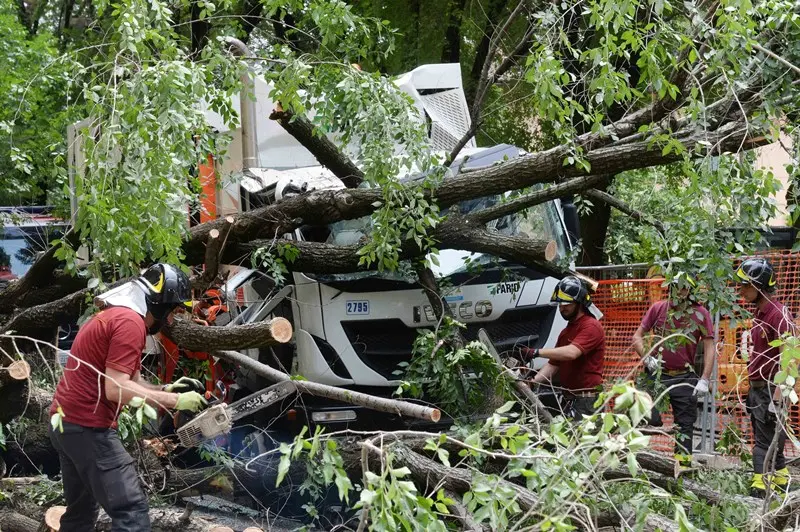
xmin=591 ymin=250 xmax=800 ymax=458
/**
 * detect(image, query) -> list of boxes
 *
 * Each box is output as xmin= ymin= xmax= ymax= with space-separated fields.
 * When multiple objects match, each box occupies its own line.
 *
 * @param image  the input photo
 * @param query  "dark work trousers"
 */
xmin=563 ymin=393 xmax=599 ymax=420
xmin=649 ymin=372 xmax=698 ymax=456
xmin=49 ymin=421 xmax=151 ymax=531
xmin=746 ymin=383 xmax=787 ymax=474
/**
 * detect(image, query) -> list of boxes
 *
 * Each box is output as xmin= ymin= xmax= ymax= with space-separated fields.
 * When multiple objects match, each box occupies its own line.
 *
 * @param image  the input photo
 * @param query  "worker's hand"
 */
xmin=174 ymin=391 xmax=208 ymax=412
xmin=693 ymin=378 xmax=710 ymax=397
xmin=768 ymin=401 xmax=778 ymax=415
xmin=518 ymin=347 xmax=540 ymax=361
xmin=163 ymin=376 xmax=203 ymax=393
xmin=642 ymin=355 xmax=661 ymax=373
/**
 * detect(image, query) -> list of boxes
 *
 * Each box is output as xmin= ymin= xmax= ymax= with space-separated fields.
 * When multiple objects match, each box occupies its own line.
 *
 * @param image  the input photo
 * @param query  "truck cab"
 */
xmin=223 ymin=142 xmax=580 ymax=431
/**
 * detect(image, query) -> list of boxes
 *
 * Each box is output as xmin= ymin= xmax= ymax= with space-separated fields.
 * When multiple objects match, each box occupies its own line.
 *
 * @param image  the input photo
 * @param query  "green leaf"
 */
xmin=276 ymin=453 xmax=292 ymax=487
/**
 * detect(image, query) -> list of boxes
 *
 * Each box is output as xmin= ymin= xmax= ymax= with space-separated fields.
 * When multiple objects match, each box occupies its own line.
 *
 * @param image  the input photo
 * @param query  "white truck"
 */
xmin=67 ymin=56 xmax=585 ymax=436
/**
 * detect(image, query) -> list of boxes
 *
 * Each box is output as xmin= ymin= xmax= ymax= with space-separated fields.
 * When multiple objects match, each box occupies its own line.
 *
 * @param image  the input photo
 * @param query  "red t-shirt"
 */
xmin=551 ymin=314 xmax=605 ymax=392
xmin=749 ymin=299 xmax=795 ymax=382
xmin=50 ymin=306 xmax=146 ymax=429
xmin=639 ymin=300 xmax=713 ymax=371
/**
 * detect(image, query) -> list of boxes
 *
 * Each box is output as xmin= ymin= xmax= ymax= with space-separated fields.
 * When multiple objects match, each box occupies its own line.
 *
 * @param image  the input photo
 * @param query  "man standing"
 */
xmin=49 ymin=263 xmax=208 ymax=531
xmin=632 ymin=273 xmax=715 ymax=468
xmin=735 ymin=257 xmax=794 ymax=497
xmin=523 ymin=276 xmax=605 ymax=420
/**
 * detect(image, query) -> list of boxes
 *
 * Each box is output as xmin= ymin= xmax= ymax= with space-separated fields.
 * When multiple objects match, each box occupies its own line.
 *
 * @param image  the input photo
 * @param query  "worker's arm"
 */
xmin=532 ymin=362 xmax=559 ymax=384
xmin=132 ymin=370 xmax=165 ymax=391
xmin=633 ymin=326 xmax=647 ymax=358
xmin=105 ymin=368 xmax=179 ymax=410
xmin=537 ymin=344 xmax=583 ymax=362
xmin=701 ymin=337 xmax=715 ymax=380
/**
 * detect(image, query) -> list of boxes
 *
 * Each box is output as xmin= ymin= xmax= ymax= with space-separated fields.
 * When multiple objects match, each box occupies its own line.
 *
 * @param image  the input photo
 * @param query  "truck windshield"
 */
xmin=310 ymin=192 xmax=569 ymax=284
xmin=0 ymin=222 xmax=68 ymax=281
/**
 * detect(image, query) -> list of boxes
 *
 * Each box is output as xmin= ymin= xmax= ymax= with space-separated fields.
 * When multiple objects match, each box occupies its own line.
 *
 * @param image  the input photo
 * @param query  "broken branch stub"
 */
xmin=163 ymin=317 xmax=292 ymax=352
xmin=214 ymin=349 xmax=441 ymax=422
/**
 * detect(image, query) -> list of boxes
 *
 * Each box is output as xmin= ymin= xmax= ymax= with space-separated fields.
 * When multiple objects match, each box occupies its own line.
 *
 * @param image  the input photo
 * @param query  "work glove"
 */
xmin=693 ymin=378 xmax=710 ymax=397
xmin=768 ymin=401 xmax=778 ymax=415
xmin=642 ymin=355 xmax=661 ymax=373
xmin=519 ymin=347 xmax=540 ymax=361
xmin=174 ymin=391 xmax=208 ymax=413
xmin=163 ymin=376 xmax=203 ymax=393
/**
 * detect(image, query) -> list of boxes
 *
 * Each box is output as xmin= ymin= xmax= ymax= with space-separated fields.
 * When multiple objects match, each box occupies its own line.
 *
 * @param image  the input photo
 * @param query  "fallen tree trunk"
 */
xmin=163 ymin=317 xmax=293 ymax=352
xmin=94 ymin=506 xmax=216 ymax=531
xmin=214 ymin=350 xmax=441 ymax=422
xmin=0 ymin=509 xmax=39 ymax=532
xmin=757 ymin=491 xmax=800 ymax=531
xmin=226 ymin=221 xmax=558 ymax=275
xmin=635 ymin=451 xmax=680 ymax=479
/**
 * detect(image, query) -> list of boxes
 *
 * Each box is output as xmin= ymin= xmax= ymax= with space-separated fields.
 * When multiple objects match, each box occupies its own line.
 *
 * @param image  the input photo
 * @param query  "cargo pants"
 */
xmin=746 ymin=382 xmax=787 ymax=475
xmin=49 ymin=421 xmax=151 ymax=531
xmin=647 ymin=372 xmax=698 ymax=457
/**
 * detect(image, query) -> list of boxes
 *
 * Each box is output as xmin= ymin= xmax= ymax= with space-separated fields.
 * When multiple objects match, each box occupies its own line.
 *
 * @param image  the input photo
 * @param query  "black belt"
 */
xmin=563 ymin=391 xmax=597 ymax=398
xmin=663 ymin=369 xmax=693 ymax=377
xmin=750 ymin=380 xmax=768 ymax=389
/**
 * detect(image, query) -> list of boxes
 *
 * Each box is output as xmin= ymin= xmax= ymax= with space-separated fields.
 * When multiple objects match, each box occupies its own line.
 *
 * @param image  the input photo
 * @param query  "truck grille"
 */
xmin=342 ymin=305 xmax=556 ymax=380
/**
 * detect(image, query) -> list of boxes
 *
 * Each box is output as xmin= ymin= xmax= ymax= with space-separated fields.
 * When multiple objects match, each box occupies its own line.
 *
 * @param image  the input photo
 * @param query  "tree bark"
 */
xmin=0 ymin=509 xmax=39 ymax=532
xmin=441 ymin=0 xmax=466 ymax=64
xmin=578 ymin=181 xmax=613 ymax=266
xmin=94 ymin=506 xmax=217 ymax=531
xmin=214 ymin=350 xmax=441 ymax=422
xmin=635 ymin=451 xmax=680 ymax=479
xmin=229 ymin=218 xmax=557 ymax=276
xmin=162 ymin=317 xmax=292 ymax=352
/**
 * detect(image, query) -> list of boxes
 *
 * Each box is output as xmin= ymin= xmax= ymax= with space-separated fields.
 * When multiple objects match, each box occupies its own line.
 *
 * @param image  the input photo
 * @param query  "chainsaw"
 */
xmin=175 ymin=380 xmax=297 ymax=448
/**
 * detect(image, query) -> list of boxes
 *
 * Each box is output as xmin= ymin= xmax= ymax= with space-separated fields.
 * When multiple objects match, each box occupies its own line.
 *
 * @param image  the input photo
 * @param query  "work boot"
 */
xmin=751 ymin=473 xmax=767 ymax=498
xmin=674 ymin=453 xmax=692 ymax=471
xmin=772 ymin=467 xmax=790 ymax=493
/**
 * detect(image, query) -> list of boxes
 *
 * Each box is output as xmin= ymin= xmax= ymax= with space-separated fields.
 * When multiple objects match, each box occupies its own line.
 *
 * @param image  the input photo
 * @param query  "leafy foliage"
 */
xmin=276 ymin=426 xmax=353 ymax=520
xmin=0 ymin=0 xmax=82 ymax=205
xmin=396 ymin=316 xmax=512 ymax=415
xmin=355 ymin=454 xmax=450 ymax=532
xmin=117 ymin=396 xmax=158 ymax=445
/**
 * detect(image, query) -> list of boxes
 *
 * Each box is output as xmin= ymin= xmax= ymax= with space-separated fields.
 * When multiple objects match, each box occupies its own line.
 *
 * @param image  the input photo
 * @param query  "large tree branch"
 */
xmin=270 ymin=109 xmax=364 ymax=188
xmin=183 ymin=119 xmax=768 ymax=266
xmin=0 ymin=231 xmax=80 ymax=314
xmin=228 ymin=214 xmax=557 ymax=275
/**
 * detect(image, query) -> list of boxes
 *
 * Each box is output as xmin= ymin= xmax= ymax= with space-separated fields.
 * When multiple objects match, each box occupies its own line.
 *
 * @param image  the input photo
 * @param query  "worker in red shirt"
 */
xmin=735 ymin=258 xmax=794 ymax=497
xmin=49 ymin=263 xmax=208 ymax=531
xmin=632 ymin=273 xmax=715 ymax=467
xmin=522 ymin=276 xmax=605 ymax=420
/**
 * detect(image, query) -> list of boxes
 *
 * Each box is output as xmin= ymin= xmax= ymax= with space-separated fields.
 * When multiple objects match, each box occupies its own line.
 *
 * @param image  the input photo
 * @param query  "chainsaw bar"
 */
xmin=226 ymin=380 xmax=297 ymax=422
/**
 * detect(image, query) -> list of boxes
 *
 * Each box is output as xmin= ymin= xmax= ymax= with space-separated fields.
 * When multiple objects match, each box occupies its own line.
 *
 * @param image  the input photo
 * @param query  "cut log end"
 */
xmin=7 ymin=360 xmax=31 ymax=381
xmin=209 ymin=527 xmax=234 ymax=532
xmin=544 ymin=240 xmax=557 ymax=262
xmin=208 ymin=229 xmax=220 ymax=240
xmin=43 ymin=505 xmax=66 ymax=531
xmin=430 ymin=409 xmax=442 ymax=422
xmin=270 ymin=317 xmax=293 ymax=343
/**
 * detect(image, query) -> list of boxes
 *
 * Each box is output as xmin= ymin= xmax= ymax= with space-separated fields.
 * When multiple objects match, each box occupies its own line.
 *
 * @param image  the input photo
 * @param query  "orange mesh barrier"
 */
xmin=592 ymin=250 xmax=800 ymax=458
